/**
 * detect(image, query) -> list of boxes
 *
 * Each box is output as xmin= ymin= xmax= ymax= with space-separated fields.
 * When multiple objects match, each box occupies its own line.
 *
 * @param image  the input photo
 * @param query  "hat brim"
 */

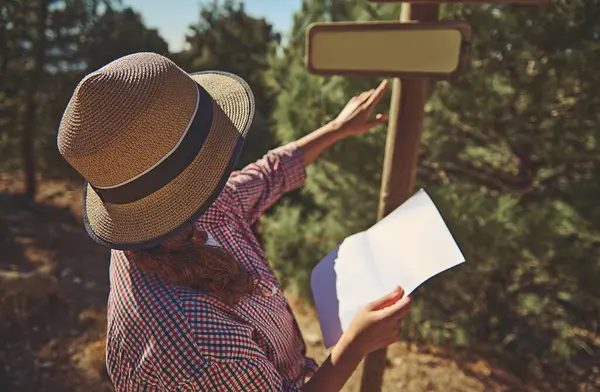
xmin=82 ymin=71 xmax=254 ymax=250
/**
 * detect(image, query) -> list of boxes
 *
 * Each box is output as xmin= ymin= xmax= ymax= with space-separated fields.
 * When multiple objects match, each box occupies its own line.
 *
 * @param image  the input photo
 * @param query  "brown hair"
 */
xmin=127 ymin=227 xmax=258 ymax=307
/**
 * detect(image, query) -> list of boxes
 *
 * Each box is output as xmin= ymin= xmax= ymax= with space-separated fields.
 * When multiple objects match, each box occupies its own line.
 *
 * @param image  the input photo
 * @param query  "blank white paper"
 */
xmin=334 ymin=232 xmax=380 ymax=332
xmin=311 ymin=189 xmax=465 ymax=348
xmin=366 ymin=189 xmax=465 ymax=296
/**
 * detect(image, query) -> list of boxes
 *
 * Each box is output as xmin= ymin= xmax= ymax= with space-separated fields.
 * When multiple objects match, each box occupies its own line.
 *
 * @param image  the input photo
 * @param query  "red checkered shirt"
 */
xmin=106 ymin=143 xmax=318 ymax=391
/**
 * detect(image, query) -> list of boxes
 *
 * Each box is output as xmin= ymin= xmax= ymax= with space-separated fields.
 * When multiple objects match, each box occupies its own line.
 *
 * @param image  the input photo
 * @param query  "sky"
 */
xmin=124 ymin=0 xmax=302 ymax=52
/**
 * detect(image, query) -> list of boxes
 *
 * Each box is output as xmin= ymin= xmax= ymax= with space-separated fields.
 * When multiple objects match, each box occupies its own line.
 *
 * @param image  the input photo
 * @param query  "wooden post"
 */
xmin=359 ymin=3 xmax=439 ymax=392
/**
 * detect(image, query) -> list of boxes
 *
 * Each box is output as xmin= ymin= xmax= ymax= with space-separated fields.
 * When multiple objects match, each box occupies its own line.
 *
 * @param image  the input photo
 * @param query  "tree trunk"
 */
xmin=0 ymin=1 xmax=10 ymax=89
xmin=21 ymin=0 xmax=48 ymax=201
xmin=361 ymin=4 xmax=439 ymax=391
xmin=330 ymin=0 xmax=337 ymax=22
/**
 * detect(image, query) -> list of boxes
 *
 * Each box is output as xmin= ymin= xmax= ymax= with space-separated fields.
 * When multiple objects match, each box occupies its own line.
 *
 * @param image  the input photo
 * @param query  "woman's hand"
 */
xmin=339 ymin=286 xmax=413 ymax=357
xmin=332 ymin=80 xmax=390 ymax=136
xmin=295 ymin=80 xmax=390 ymax=166
xmin=302 ymin=286 xmax=412 ymax=392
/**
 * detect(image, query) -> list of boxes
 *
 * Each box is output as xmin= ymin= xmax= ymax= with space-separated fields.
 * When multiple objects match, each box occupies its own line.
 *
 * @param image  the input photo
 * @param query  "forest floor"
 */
xmin=0 ymin=175 xmax=540 ymax=392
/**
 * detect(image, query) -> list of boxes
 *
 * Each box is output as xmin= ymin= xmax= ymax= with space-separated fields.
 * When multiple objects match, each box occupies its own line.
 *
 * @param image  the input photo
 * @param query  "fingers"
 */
xmin=365 ymin=113 xmax=389 ymax=128
xmin=357 ymin=82 xmax=385 ymax=103
xmin=356 ymin=89 xmax=373 ymax=104
xmin=375 ymin=80 xmax=389 ymax=94
xmin=351 ymin=81 xmax=388 ymax=112
xmin=380 ymin=295 xmax=413 ymax=320
xmin=368 ymin=286 xmax=404 ymax=311
xmin=364 ymin=80 xmax=389 ymax=109
xmin=394 ymin=297 xmax=413 ymax=320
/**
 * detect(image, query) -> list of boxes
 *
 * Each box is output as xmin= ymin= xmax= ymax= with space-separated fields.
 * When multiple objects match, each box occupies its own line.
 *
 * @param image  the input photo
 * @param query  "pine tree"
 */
xmin=0 ymin=1 xmax=170 ymax=182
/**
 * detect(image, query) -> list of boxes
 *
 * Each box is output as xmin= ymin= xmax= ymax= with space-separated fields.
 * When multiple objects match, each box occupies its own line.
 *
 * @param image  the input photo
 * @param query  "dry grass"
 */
xmin=0 ymin=175 xmax=537 ymax=392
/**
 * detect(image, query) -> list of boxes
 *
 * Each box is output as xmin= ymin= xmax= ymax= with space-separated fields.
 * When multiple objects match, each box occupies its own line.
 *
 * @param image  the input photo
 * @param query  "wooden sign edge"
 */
xmin=305 ymin=21 xmax=472 ymax=81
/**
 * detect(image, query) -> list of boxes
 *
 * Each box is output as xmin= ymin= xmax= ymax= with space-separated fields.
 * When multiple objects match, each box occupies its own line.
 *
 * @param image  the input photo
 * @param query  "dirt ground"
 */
xmin=0 ymin=175 xmax=538 ymax=392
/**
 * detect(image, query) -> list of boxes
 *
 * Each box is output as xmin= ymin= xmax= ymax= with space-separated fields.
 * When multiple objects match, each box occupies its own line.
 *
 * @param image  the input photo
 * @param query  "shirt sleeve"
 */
xmin=176 ymin=357 xmax=302 ymax=392
xmin=226 ymin=142 xmax=307 ymax=225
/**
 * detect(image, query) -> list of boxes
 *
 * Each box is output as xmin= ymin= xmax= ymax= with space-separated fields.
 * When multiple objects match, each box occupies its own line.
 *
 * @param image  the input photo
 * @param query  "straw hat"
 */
xmin=57 ymin=52 xmax=255 ymax=250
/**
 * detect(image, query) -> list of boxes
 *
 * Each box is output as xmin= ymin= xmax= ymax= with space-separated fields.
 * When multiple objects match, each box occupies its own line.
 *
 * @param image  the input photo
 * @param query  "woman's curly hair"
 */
xmin=127 ymin=226 xmax=258 ymax=307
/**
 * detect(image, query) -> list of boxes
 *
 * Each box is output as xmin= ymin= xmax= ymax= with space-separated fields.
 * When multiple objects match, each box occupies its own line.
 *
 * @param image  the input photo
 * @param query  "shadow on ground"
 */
xmin=0 ymin=176 xmax=558 ymax=392
xmin=0 ymin=179 xmax=111 ymax=392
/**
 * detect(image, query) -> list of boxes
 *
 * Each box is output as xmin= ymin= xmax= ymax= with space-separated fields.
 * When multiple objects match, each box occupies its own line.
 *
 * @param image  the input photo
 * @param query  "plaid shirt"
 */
xmin=106 ymin=143 xmax=318 ymax=391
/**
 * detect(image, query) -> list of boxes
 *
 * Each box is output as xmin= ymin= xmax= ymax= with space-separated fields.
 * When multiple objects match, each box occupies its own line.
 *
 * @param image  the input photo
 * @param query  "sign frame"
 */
xmin=306 ymin=20 xmax=472 ymax=81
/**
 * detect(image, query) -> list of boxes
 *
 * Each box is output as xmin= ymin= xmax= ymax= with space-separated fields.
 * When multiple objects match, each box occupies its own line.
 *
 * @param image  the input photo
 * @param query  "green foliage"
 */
xmin=262 ymin=203 xmax=332 ymax=298
xmin=419 ymin=1 xmax=600 ymax=381
xmin=267 ymin=0 xmax=599 ymax=388
xmin=0 ymin=0 xmax=169 ymax=178
xmin=83 ymin=7 xmax=169 ymax=72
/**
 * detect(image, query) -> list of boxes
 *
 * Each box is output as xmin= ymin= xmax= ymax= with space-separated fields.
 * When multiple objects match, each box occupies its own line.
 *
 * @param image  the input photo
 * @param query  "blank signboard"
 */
xmin=306 ymin=21 xmax=471 ymax=79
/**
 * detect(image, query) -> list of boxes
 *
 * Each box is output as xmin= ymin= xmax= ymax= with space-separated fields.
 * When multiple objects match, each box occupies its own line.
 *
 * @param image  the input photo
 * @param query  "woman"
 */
xmin=57 ymin=52 xmax=413 ymax=391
